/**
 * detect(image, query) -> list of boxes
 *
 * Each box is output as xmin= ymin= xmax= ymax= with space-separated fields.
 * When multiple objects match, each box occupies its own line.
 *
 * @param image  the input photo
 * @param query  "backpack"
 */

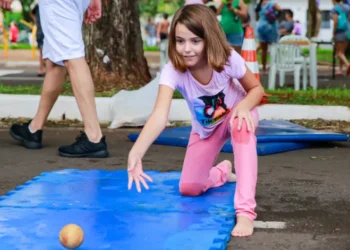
xmin=264 ymin=3 xmax=278 ymax=24
xmin=335 ymin=5 xmax=349 ymax=31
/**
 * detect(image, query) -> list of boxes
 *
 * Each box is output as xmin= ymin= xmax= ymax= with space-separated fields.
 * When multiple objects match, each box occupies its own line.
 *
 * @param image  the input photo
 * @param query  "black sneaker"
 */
xmin=9 ymin=121 xmax=43 ymax=149
xmin=58 ymin=131 xmax=109 ymax=158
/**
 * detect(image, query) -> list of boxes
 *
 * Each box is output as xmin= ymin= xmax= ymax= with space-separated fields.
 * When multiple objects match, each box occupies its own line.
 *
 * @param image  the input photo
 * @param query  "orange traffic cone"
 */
xmin=241 ymin=26 xmax=269 ymax=105
xmin=241 ymin=26 xmax=260 ymax=80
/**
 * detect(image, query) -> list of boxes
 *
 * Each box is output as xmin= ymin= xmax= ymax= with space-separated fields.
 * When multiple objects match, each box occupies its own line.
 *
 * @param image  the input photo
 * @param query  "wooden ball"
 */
xmin=59 ymin=224 xmax=84 ymax=249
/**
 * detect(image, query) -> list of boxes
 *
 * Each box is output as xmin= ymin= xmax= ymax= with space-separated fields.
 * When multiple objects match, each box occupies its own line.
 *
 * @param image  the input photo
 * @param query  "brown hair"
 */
xmin=168 ymin=4 xmax=232 ymax=73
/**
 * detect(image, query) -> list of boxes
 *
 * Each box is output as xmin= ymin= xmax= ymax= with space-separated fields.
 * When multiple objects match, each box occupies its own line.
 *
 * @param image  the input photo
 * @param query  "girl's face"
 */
xmin=175 ymin=23 xmax=206 ymax=68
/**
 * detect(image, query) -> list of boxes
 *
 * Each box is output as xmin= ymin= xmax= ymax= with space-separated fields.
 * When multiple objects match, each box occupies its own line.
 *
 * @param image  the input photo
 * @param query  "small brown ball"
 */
xmin=59 ymin=224 xmax=84 ymax=249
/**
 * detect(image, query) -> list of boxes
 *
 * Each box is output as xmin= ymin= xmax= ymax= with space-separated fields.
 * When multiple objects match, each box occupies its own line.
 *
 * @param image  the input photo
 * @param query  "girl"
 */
xmin=255 ymin=0 xmax=282 ymax=74
xmin=331 ymin=0 xmax=350 ymax=75
xmin=127 ymin=4 xmax=264 ymax=238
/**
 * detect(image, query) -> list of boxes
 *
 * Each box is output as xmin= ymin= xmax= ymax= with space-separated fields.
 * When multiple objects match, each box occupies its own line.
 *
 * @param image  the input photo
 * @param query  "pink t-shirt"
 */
xmin=159 ymin=49 xmax=247 ymax=139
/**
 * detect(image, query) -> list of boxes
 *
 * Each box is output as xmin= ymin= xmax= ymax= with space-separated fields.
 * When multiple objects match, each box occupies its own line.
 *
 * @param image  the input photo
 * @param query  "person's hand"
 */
xmin=230 ymin=103 xmax=255 ymax=132
xmin=127 ymin=154 xmax=153 ymax=193
xmin=0 ymin=0 xmax=12 ymax=11
xmin=84 ymin=0 xmax=102 ymax=24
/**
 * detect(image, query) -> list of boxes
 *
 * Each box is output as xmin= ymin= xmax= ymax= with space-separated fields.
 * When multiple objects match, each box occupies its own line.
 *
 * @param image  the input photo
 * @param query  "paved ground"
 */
xmin=0 ymin=126 xmax=349 ymax=250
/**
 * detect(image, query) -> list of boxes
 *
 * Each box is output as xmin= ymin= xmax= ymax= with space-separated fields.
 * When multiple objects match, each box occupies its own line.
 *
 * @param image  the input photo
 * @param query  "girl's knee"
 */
xmin=179 ymin=182 xmax=203 ymax=197
xmin=231 ymin=117 xmax=249 ymax=131
xmin=231 ymin=118 xmax=251 ymax=144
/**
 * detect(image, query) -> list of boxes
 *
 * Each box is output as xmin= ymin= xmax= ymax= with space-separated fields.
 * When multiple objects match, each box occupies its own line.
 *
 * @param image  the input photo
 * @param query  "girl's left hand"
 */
xmin=230 ymin=104 xmax=255 ymax=132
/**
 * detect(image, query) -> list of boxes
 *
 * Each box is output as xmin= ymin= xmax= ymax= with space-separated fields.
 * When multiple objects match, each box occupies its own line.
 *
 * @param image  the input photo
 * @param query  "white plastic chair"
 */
xmin=278 ymin=35 xmax=315 ymax=90
xmin=268 ymin=43 xmax=307 ymax=91
xmin=294 ymin=47 xmax=308 ymax=90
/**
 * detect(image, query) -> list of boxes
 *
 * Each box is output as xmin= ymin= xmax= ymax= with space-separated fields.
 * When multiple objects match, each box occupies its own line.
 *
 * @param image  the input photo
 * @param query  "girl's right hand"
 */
xmin=127 ymin=154 xmax=153 ymax=193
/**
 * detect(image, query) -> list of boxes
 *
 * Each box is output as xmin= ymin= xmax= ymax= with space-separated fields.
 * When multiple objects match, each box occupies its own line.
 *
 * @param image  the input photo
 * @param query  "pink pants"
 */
xmin=179 ymin=108 xmax=259 ymax=221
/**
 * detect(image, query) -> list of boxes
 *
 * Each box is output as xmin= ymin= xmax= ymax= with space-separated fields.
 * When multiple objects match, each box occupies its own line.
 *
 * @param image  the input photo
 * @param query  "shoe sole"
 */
xmin=9 ymin=129 xmax=42 ymax=149
xmin=59 ymin=150 xmax=110 ymax=158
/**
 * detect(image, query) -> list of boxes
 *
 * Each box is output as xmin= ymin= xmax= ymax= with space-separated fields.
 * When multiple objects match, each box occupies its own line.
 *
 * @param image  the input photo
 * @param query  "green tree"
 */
xmin=139 ymin=0 xmax=159 ymax=17
xmin=139 ymin=0 xmax=185 ymax=17
xmin=20 ymin=0 xmax=35 ymax=22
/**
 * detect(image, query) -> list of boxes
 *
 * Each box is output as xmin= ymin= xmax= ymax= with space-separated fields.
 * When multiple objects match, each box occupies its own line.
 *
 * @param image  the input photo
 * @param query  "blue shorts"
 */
xmin=225 ymin=32 xmax=244 ymax=47
xmin=257 ymin=24 xmax=278 ymax=43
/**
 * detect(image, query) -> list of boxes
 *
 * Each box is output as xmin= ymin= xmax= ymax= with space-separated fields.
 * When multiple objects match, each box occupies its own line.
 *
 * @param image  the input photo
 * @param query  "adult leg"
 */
xmin=335 ymin=42 xmax=350 ymax=69
xmin=9 ymin=60 xmax=66 ymax=149
xmin=58 ymin=56 xmax=109 ymax=158
xmin=30 ymin=60 xmax=66 ymax=131
xmin=260 ymin=42 xmax=269 ymax=73
xmin=63 ymin=58 xmax=103 ymax=143
xmin=159 ymin=38 xmax=168 ymax=70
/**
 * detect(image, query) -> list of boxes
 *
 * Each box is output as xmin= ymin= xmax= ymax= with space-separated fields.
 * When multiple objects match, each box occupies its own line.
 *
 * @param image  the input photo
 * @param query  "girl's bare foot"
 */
xmin=222 ymin=160 xmax=236 ymax=183
xmin=231 ymin=216 xmax=254 ymax=237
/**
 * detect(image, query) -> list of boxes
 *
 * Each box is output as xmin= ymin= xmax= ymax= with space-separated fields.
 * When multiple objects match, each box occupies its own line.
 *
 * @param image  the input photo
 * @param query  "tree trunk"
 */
xmin=84 ymin=0 xmax=152 ymax=92
xmin=307 ymin=0 xmax=321 ymax=39
xmin=307 ymin=0 xmax=315 ymax=38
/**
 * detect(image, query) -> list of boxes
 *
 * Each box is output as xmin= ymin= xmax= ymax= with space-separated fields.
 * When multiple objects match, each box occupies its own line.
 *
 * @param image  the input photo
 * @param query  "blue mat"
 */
xmin=128 ymin=120 xmax=349 ymax=155
xmin=0 ymin=169 xmax=235 ymax=250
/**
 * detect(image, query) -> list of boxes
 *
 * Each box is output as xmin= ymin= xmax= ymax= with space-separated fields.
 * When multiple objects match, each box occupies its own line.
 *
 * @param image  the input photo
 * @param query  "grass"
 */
xmin=0 ymin=44 xmax=32 ymax=50
xmin=0 ymin=83 xmax=118 ymax=97
xmin=0 ymin=83 xmax=349 ymax=107
xmin=0 ymin=43 xmax=159 ymax=52
xmin=264 ymin=88 xmax=350 ymax=107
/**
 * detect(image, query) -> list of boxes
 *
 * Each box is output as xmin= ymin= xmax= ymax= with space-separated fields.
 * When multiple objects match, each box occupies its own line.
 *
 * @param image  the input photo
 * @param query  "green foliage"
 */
xmin=1 ymin=0 xmax=35 ymax=28
xmin=139 ymin=0 xmax=159 ymax=17
xmin=139 ymin=0 xmax=185 ymax=17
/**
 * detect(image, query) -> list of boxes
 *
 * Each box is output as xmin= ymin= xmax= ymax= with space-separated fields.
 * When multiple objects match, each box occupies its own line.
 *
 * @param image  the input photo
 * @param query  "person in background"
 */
xmin=9 ymin=20 xmax=19 ymax=43
xmin=217 ymin=0 xmax=248 ymax=54
xmin=8 ymin=0 xmax=110 ymax=158
xmin=278 ymin=9 xmax=295 ymax=38
xmin=0 ymin=10 xmax=3 ymax=29
xmin=331 ymin=0 xmax=350 ymax=75
xmin=145 ymin=18 xmax=157 ymax=47
xmin=292 ymin=20 xmax=302 ymax=35
xmin=255 ymin=0 xmax=282 ymax=74
xmin=242 ymin=13 xmax=251 ymax=35
xmin=31 ymin=2 xmax=46 ymax=77
xmin=157 ymin=13 xmax=170 ymax=70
